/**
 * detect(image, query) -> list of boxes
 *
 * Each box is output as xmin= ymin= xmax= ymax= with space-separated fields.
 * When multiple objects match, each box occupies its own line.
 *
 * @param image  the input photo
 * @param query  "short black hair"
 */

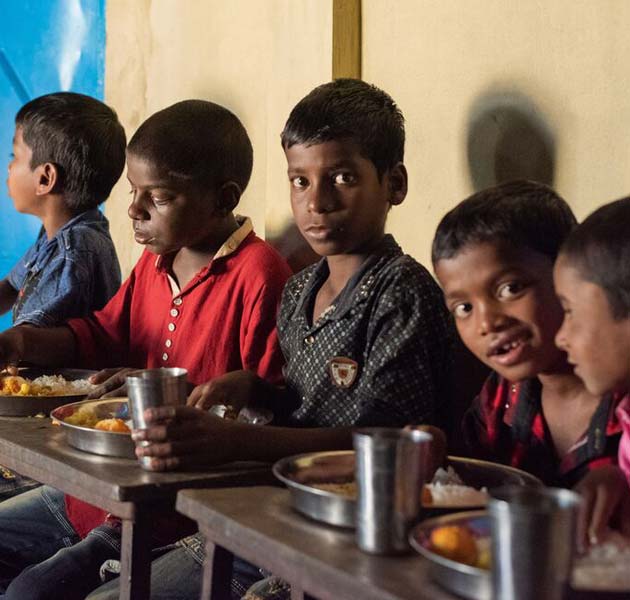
xmin=432 ymin=180 xmax=577 ymax=265
xmin=16 ymin=92 xmax=126 ymax=210
xmin=559 ymin=197 xmax=630 ymax=320
xmin=127 ymin=100 xmax=253 ymax=195
xmin=281 ymin=78 xmax=405 ymax=178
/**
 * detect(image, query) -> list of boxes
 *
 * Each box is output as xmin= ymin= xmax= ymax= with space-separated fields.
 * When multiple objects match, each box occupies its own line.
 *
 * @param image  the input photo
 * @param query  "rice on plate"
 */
xmin=0 ymin=374 xmax=96 ymax=397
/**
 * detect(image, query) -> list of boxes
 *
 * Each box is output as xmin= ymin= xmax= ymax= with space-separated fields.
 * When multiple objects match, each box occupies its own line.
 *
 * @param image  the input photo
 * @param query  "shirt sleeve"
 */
xmin=239 ymin=255 xmax=292 ymax=385
xmin=352 ymin=273 xmax=455 ymax=427
xmin=66 ymin=271 xmax=135 ymax=369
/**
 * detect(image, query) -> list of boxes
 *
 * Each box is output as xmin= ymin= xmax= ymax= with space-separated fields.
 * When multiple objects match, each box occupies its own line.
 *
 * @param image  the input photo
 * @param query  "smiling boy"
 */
xmin=432 ymin=180 xmax=622 ymax=488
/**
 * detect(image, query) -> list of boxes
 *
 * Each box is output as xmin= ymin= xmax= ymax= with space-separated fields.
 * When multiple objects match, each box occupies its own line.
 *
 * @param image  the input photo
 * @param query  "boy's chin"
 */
xmin=483 ymin=360 xmax=539 ymax=383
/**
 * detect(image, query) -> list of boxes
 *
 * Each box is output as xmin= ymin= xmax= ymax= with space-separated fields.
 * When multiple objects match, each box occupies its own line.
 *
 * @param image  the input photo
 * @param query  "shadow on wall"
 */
xmin=467 ymin=89 xmax=556 ymax=191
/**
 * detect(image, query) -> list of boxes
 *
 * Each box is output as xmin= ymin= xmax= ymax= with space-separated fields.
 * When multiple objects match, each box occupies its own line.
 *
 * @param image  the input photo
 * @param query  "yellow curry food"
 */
xmin=0 ymin=374 xmax=94 ymax=397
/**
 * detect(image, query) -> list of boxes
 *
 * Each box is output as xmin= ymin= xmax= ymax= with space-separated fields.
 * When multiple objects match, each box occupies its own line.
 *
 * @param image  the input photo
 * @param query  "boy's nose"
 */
xmin=554 ymin=322 xmax=568 ymax=350
xmin=477 ymin=304 xmax=509 ymax=336
xmin=307 ymin=184 xmax=336 ymax=214
xmin=128 ymin=196 xmax=149 ymax=220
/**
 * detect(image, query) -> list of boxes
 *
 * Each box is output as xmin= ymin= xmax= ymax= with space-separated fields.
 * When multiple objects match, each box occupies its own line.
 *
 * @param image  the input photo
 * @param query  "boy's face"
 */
xmin=434 ymin=241 xmax=565 ymax=382
xmin=126 ymin=153 xmax=222 ymax=255
xmin=6 ymin=127 xmax=39 ymax=214
xmin=554 ymin=257 xmax=630 ymax=396
xmin=284 ymin=140 xmax=405 ymax=257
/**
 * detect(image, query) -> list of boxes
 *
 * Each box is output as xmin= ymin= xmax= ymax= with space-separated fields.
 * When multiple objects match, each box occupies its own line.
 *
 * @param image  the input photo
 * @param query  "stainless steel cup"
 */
xmin=353 ymin=427 xmax=433 ymax=555
xmin=126 ymin=367 xmax=188 ymax=469
xmin=489 ymin=485 xmax=582 ymax=600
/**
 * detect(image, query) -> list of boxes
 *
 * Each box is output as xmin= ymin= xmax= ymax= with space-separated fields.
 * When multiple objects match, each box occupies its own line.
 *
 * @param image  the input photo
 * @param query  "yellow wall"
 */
xmin=105 ymin=0 xmax=331 ymax=277
xmin=364 ymin=0 xmax=630 ymax=267
xmin=106 ymin=0 xmax=630 ymax=274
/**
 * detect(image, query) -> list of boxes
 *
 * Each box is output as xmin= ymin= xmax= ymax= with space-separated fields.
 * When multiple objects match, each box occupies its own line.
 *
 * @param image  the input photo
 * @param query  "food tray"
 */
xmin=272 ymin=451 xmax=541 ymax=528
xmin=0 ymin=368 xmax=96 ymax=417
xmin=409 ymin=511 xmax=630 ymax=600
xmin=51 ymin=398 xmax=135 ymax=459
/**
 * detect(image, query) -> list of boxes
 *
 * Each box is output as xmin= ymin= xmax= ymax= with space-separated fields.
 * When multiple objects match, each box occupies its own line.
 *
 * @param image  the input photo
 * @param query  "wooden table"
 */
xmin=0 ymin=418 xmax=272 ymax=600
xmin=176 ymin=486 xmax=457 ymax=600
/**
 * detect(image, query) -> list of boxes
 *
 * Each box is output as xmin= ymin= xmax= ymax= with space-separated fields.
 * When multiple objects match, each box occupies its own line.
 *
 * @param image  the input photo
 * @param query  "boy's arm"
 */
xmin=133 ymin=405 xmax=353 ymax=469
xmin=0 ymin=325 xmax=77 ymax=370
xmin=349 ymin=274 xmax=454 ymax=427
xmin=0 ymin=279 xmax=18 ymax=317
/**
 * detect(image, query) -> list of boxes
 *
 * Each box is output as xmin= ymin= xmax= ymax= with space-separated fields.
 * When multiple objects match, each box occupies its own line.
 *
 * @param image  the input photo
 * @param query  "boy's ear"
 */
xmin=35 ymin=163 xmax=59 ymax=196
xmin=387 ymin=163 xmax=407 ymax=206
xmin=214 ymin=181 xmax=242 ymax=216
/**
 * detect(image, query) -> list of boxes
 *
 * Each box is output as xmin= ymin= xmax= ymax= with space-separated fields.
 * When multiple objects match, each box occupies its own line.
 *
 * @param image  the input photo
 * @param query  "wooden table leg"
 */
xmin=119 ymin=513 xmax=153 ymax=600
xmin=201 ymin=537 xmax=234 ymax=600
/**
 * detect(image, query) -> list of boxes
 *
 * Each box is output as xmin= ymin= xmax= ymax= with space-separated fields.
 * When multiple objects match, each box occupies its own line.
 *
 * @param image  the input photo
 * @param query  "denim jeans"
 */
xmin=86 ymin=533 xmax=263 ymax=600
xmin=0 ymin=467 xmax=40 ymax=502
xmin=0 ymin=485 xmax=120 ymax=600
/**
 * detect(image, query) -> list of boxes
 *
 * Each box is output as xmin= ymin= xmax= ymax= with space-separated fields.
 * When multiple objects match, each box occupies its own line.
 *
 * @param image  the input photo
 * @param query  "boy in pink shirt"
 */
xmin=555 ymin=196 xmax=630 ymax=545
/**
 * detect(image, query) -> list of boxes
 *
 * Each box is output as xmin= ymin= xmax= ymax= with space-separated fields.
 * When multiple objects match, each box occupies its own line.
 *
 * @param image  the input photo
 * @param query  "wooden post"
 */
xmin=332 ymin=0 xmax=361 ymax=79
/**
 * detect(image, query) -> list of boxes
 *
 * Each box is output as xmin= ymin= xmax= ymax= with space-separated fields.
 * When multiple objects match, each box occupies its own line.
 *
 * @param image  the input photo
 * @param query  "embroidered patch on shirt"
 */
xmin=329 ymin=357 xmax=359 ymax=388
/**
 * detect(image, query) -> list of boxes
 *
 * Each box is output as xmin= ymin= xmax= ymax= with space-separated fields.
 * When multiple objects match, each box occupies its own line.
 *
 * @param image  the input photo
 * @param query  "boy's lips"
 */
xmin=487 ymin=331 xmax=532 ymax=367
xmin=134 ymin=229 xmax=156 ymax=245
xmin=304 ymin=223 xmax=339 ymax=241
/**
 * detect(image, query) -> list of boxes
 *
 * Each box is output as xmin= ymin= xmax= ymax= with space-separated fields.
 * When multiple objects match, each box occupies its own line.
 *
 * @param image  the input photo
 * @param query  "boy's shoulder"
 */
xmin=283 ymin=238 xmax=441 ymax=299
xmin=58 ymin=209 xmax=114 ymax=250
xmin=232 ymin=232 xmax=292 ymax=282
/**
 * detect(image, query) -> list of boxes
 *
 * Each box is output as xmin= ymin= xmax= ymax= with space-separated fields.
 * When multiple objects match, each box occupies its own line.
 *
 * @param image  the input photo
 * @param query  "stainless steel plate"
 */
xmin=273 ymin=451 xmax=541 ymax=528
xmin=0 ymin=368 xmax=96 ymax=417
xmin=409 ymin=511 xmax=490 ymax=600
xmin=51 ymin=398 xmax=135 ymax=459
xmin=409 ymin=511 xmax=630 ymax=600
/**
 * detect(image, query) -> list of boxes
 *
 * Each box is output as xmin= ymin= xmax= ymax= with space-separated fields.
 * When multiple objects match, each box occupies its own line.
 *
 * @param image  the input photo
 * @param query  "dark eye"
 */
xmin=333 ymin=172 xmax=355 ymax=185
xmin=497 ymin=281 xmax=525 ymax=300
xmin=452 ymin=302 xmax=473 ymax=319
xmin=291 ymin=176 xmax=308 ymax=189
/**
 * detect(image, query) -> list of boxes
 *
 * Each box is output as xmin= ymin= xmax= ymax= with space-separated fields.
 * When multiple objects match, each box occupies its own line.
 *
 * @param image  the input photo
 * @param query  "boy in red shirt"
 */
xmin=0 ymin=100 xmax=291 ymax=599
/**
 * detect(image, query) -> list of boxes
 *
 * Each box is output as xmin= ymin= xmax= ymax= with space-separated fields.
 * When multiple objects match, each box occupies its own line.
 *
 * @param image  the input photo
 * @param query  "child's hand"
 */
xmin=131 ymin=405 xmax=239 ymax=470
xmin=187 ymin=370 xmax=267 ymax=412
xmin=574 ymin=465 xmax=630 ymax=549
xmin=0 ymin=327 xmax=26 ymax=373
xmin=87 ymin=367 xmax=137 ymax=398
xmin=405 ymin=424 xmax=448 ymax=479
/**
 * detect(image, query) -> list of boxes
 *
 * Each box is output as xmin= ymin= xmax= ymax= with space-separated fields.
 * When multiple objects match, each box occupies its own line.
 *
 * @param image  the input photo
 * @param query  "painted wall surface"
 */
xmin=363 ymin=0 xmax=630 ymax=268
xmin=0 ymin=0 xmax=105 ymax=330
xmin=106 ymin=1 xmax=630 ymax=275
xmin=105 ymin=0 xmax=332 ymax=277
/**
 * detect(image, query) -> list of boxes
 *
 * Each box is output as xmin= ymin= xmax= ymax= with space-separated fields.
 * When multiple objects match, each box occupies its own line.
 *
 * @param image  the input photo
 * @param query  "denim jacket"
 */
xmin=7 ymin=208 xmax=121 ymax=327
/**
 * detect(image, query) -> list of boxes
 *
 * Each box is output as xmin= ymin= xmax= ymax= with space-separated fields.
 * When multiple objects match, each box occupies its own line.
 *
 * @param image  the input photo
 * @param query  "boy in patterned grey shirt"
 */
xmin=95 ymin=79 xmax=456 ymax=600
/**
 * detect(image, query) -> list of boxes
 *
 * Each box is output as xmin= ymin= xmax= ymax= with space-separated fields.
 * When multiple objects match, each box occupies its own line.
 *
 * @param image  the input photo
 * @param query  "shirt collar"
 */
xmin=296 ymin=234 xmax=402 ymax=327
xmin=154 ymin=215 xmax=253 ymax=271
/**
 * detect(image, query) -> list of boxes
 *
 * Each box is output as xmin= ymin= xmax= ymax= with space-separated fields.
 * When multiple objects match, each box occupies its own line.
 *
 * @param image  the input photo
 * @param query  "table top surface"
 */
xmin=177 ymin=485 xmax=456 ymax=600
xmin=0 ymin=417 xmax=271 ymax=504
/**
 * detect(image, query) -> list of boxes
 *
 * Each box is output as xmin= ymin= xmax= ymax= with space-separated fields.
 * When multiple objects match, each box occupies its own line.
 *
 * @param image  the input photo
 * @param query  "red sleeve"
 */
xmin=66 ymin=266 xmax=136 ymax=369
xmin=239 ymin=251 xmax=292 ymax=385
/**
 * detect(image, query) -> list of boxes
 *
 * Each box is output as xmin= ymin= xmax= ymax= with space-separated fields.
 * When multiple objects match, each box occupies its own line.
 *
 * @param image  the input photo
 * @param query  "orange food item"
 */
xmin=421 ymin=485 xmax=433 ymax=505
xmin=94 ymin=418 xmax=131 ymax=433
xmin=429 ymin=524 xmax=478 ymax=566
